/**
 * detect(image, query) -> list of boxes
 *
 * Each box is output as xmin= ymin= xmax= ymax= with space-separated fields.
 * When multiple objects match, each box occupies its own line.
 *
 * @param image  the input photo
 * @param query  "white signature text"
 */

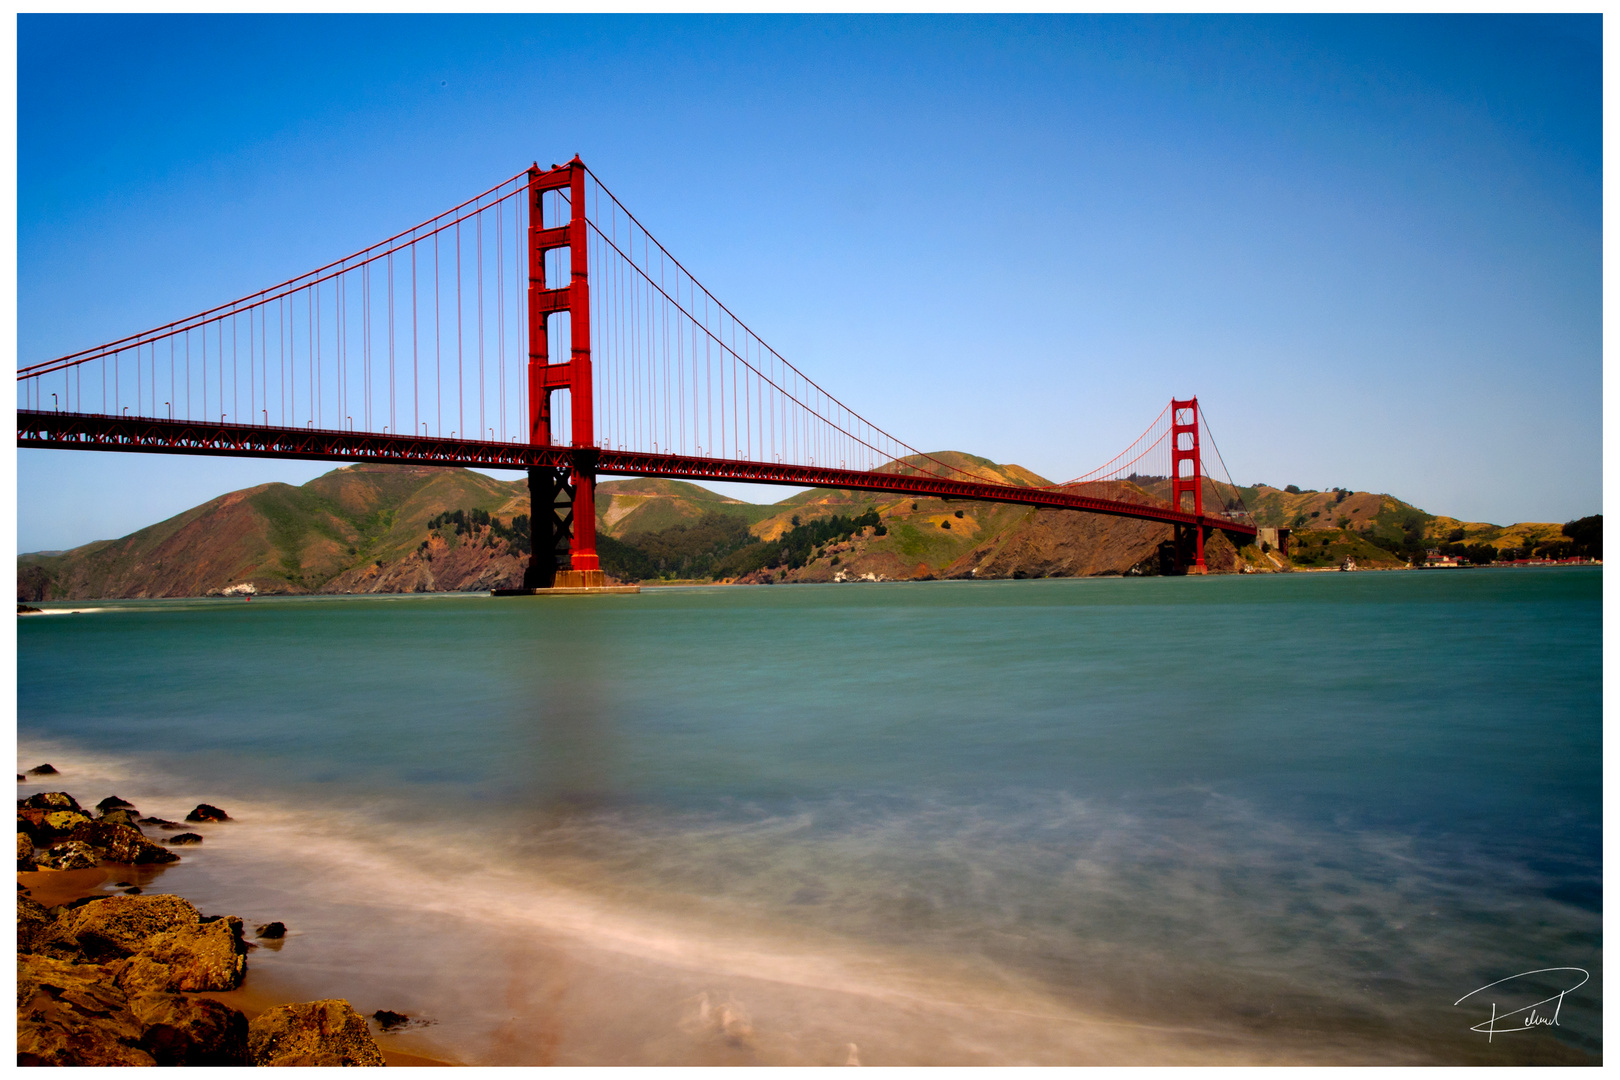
xmin=1454 ymin=967 xmax=1589 ymax=1041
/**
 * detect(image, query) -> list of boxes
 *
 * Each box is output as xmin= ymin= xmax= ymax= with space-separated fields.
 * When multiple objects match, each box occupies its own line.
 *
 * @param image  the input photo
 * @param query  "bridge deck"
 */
xmin=17 ymin=411 xmax=1256 ymax=536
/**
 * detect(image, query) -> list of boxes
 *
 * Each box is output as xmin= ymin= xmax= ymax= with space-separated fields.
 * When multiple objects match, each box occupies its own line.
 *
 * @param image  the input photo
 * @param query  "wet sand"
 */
xmin=18 ymin=865 xmax=462 ymax=1066
xmin=18 ymin=845 xmax=1596 ymax=1066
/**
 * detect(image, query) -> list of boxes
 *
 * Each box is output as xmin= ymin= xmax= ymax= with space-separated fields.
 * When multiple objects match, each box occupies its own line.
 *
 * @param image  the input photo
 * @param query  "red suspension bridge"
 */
xmin=17 ymin=157 xmax=1254 ymax=585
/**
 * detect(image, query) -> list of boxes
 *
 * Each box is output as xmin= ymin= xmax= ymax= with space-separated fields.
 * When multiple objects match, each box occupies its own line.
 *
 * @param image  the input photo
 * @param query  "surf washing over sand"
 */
xmin=16 ymin=575 xmax=1602 ymax=1064
xmin=11 ymin=743 xmax=1411 ymax=1065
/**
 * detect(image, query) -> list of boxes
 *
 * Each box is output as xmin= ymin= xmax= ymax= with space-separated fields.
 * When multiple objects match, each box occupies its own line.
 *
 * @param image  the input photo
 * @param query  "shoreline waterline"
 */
xmin=18 ymin=573 xmax=1601 ymax=1064
xmin=18 ymin=734 xmax=1597 ymax=1066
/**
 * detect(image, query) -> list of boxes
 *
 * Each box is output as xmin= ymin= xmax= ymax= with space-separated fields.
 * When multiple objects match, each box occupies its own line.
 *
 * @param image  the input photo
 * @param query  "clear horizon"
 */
xmin=16 ymin=14 xmax=1601 ymax=552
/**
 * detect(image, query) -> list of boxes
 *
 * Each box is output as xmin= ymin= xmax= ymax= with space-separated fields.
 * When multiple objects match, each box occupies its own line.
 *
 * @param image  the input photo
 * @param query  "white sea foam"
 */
xmin=21 ymin=741 xmax=1586 ymax=1065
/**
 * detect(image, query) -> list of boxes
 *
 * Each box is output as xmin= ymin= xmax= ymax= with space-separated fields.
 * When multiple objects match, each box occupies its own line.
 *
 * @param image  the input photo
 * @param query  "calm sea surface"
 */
xmin=17 ymin=570 xmax=1601 ymax=1064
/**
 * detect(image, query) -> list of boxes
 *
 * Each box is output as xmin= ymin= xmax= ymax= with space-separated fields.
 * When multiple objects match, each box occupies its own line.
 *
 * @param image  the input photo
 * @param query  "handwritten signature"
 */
xmin=1454 ymin=967 xmax=1589 ymax=1041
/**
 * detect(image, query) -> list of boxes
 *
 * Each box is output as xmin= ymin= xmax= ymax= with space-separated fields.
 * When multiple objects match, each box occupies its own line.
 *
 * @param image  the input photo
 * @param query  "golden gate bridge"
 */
xmin=17 ymin=157 xmax=1254 ymax=585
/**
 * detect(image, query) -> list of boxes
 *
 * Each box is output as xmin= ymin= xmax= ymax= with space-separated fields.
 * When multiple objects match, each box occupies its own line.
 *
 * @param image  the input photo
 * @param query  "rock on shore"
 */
xmin=19 ymin=791 xmax=180 ymax=868
xmin=18 ymin=889 xmax=388 ymax=1066
xmin=18 ymin=893 xmax=250 ymax=1065
xmin=17 ymin=787 xmax=390 ymax=1066
xmin=248 ymin=1000 xmax=388 ymax=1066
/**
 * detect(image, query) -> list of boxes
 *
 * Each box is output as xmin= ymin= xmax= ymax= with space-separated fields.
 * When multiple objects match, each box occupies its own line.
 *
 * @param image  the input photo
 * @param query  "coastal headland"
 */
xmin=16 ymin=459 xmax=1596 ymax=600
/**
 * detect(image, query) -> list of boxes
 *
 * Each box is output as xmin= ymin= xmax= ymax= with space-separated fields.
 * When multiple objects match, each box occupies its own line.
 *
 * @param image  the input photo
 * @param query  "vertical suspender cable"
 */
xmin=387 ymin=252 xmax=395 ymax=435
xmin=412 ymin=242 xmax=418 ymax=435
xmin=456 ymin=218 xmax=463 ymax=439
xmin=434 ymin=231 xmax=441 ymax=436
xmin=496 ymin=199 xmax=504 ymax=443
xmin=476 ymin=208 xmax=484 ymax=442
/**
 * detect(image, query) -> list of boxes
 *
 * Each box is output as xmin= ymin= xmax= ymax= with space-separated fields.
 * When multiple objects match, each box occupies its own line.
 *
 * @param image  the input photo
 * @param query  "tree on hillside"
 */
xmin=712 ymin=509 xmax=882 ymax=580
xmin=1438 ymin=541 xmax=1498 ymax=565
xmin=624 ymin=512 xmax=754 ymax=579
xmin=1563 ymin=515 xmax=1602 ymax=559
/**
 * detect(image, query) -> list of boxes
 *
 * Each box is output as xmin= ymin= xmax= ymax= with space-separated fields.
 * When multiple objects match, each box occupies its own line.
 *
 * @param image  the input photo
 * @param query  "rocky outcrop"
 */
xmin=24 ymin=809 xmax=92 ymax=843
xmin=128 ymin=991 xmax=249 ymax=1066
xmin=248 ymin=999 xmax=387 ymax=1066
xmin=53 ymin=894 xmax=247 ymax=992
xmin=18 ymin=792 xmax=93 ymax=846
xmin=17 ymin=953 xmax=158 ymax=1066
xmin=18 ymin=894 xmax=55 ymax=952
xmin=66 ymin=820 xmax=180 ymax=864
xmin=16 ymin=949 xmax=252 ymax=1066
xmin=15 ymin=785 xmax=402 ymax=1066
xmin=36 ymin=841 xmax=98 ymax=871
xmin=20 ymin=790 xmax=82 ymax=812
xmin=325 ymin=532 xmax=526 ymax=595
xmin=50 ymin=894 xmax=199 ymax=959
xmin=117 ymin=918 xmax=248 ymax=994
xmin=16 ymin=891 xmax=257 ymax=1066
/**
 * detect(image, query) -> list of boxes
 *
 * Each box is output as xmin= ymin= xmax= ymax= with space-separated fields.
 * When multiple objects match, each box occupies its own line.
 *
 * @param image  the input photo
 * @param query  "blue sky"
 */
xmin=17 ymin=14 xmax=1601 ymax=552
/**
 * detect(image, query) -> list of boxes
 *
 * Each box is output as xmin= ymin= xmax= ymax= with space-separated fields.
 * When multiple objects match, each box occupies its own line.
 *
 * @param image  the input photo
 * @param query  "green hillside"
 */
xmin=594 ymin=478 xmax=777 ymax=538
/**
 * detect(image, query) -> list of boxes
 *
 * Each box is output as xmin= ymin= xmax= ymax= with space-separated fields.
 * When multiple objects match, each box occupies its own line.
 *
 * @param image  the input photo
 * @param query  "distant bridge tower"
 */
xmin=523 ymin=157 xmax=603 ymax=589
xmin=1170 ymin=397 xmax=1207 ymax=574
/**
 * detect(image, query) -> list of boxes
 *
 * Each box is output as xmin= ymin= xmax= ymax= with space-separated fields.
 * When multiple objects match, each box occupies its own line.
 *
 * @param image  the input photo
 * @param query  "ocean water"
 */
xmin=17 ymin=570 xmax=1601 ymax=1064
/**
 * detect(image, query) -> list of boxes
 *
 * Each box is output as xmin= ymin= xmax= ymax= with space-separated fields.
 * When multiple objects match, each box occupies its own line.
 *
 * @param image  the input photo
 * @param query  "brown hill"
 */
xmin=19 ymin=465 xmax=532 ymax=600
xmin=21 ymin=456 xmax=1248 ymax=599
xmin=726 ymin=456 xmax=1255 ymax=583
xmin=22 ymin=458 xmax=1561 ymax=600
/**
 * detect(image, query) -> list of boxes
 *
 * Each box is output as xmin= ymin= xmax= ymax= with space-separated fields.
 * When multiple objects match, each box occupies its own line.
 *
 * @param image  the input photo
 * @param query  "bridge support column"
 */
xmin=1165 ymin=522 xmax=1210 ymax=576
xmin=523 ymin=467 xmax=573 ymax=590
xmin=1187 ymin=524 xmax=1208 ymax=575
xmin=1171 ymin=397 xmax=1207 ymax=574
xmin=563 ymin=450 xmax=604 ymax=588
xmin=513 ymin=155 xmax=606 ymax=590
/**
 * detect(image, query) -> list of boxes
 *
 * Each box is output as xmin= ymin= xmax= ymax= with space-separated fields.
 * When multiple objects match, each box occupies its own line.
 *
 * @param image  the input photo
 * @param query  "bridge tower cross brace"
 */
xmin=523 ymin=157 xmax=603 ymax=589
xmin=1170 ymin=397 xmax=1207 ymax=574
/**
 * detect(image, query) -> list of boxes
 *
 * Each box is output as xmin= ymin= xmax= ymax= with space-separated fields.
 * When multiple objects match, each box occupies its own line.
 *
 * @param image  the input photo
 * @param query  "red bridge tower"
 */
xmin=523 ymin=157 xmax=603 ymax=589
xmin=1170 ymin=396 xmax=1207 ymax=574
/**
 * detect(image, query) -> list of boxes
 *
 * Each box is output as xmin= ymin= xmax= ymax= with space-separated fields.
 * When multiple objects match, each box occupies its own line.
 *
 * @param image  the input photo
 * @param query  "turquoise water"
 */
xmin=17 ymin=570 xmax=1601 ymax=1064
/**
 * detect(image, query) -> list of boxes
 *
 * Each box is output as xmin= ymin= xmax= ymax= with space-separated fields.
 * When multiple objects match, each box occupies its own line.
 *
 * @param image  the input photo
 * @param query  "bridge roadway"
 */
xmin=17 ymin=410 xmax=1258 ymax=538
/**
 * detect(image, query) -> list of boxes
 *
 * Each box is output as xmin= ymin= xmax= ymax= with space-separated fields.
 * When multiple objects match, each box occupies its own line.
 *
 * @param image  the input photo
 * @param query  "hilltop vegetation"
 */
xmin=594 ymin=478 xmax=778 ymax=537
xmin=1235 ymin=482 xmax=1597 ymax=569
xmin=17 ymin=460 xmax=1598 ymax=600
